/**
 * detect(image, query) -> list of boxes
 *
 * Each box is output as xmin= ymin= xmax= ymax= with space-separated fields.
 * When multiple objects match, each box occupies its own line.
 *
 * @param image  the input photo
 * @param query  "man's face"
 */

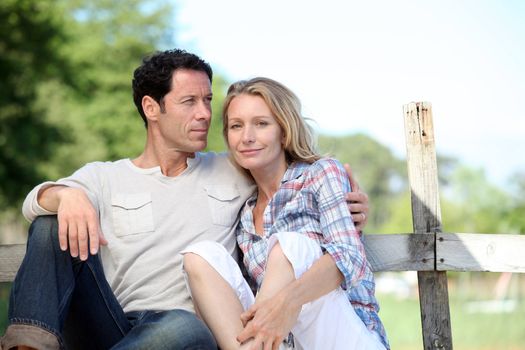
xmin=155 ymin=69 xmax=212 ymax=153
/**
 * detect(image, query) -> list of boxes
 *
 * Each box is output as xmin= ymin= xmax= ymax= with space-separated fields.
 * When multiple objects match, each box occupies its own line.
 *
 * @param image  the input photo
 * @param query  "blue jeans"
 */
xmin=2 ymin=216 xmax=217 ymax=350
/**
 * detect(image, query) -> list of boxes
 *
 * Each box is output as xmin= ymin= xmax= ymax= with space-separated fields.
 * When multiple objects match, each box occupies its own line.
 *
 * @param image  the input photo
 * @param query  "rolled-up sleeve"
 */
xmin=312 ymin=159 xmax=367 ymax=290
xmin=21 ymin=164 xmax=101 ymax=222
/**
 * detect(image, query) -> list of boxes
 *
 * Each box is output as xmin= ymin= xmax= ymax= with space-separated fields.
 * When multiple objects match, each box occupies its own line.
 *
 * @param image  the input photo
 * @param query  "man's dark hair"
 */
xmin=132 ymin=49 xmax=213 ymax=127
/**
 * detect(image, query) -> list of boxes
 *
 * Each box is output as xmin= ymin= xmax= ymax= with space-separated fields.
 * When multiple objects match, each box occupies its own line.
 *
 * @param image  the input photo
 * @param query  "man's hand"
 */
xmin=39 ymin=186 xmax=107 ymax=260
xmin=344 ymin=164 xmax=369 ymax=231
xmin=237 ymin=291 xmax=300 ymax=350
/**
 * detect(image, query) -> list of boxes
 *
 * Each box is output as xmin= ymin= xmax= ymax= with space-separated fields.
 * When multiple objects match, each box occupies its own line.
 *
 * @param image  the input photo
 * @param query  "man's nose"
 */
xmin=196 ymin=101 xmax=211 ymax=121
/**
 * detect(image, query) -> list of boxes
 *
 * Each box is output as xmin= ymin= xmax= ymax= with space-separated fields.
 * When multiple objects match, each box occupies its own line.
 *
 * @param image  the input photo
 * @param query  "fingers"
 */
xmin=68 ymin=222 xmax=79 ymax=258
xmin=344 ymin=163 xmax=359 ymax=192
xmin=77 ymin=222 xmax=89 ymax=260
xmin=55 ymin=188 xmax=105 ymax=260
xmin=352 ymin=213 xmax=368 ymax=231
xmin=249 ymin=334 xmax=264 ymax=350
xmin=240 ymin=308 xmax=256 ymax=327
xmin=237 ymin=319 xmax=255 ymax=344
xmin=58 ymin=216 xmax=68 ymax=251
xmin=346 ymin=190 xmax=369 ymax=231
xmin=87 ymin=219 xmax=107 ymax=255
xmin=98 ymin=229 xmax=108 ymax=246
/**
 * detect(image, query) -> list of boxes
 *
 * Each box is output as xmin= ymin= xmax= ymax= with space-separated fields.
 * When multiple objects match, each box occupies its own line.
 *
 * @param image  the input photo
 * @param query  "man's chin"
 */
xmin=192 ymin=140 xmax=208 ymax=152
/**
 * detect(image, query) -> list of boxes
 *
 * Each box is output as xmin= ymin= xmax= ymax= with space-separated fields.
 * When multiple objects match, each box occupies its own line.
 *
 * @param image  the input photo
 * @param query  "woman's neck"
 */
xmin=251 ymin=160 xmax=288 ymax=203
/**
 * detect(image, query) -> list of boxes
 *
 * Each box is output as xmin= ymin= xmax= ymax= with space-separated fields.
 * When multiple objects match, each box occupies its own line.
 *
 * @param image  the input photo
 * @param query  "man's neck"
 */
xmin=133 ymin=139 xmax=194 ymax=178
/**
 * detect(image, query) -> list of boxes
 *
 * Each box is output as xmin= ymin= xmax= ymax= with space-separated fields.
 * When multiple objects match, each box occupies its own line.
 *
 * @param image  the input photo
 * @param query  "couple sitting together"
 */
xmin=1 ymin=49 xmax=389 ymax=350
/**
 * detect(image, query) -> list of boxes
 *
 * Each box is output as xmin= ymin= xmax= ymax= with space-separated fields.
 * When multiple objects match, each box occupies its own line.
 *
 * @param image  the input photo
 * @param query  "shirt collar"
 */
xmin=281 ymin=161 xmax=309 ymax=183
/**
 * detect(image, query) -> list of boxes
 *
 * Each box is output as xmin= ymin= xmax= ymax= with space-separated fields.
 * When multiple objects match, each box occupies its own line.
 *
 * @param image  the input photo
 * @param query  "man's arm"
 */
xmin=37 ymin=185 xmax=107 ymax=260
xmin=344 ymin=164 xmax=369 ymax=231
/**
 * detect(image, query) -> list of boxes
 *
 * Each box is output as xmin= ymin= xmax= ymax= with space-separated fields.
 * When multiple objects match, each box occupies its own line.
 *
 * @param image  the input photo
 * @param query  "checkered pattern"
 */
xmin=237 ymin=158 xmax=389 ymax=349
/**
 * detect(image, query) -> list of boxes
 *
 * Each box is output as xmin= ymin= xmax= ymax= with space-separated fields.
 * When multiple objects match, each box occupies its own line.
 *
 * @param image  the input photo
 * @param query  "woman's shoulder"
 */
xmin=307 ymin=157 xmax=347 ymax=177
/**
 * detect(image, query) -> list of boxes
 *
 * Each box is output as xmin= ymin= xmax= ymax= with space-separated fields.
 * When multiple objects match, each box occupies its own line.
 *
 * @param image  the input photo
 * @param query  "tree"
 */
xmin=318 ymin=133 xmax=407 ymax=231
xmin=503 ymin=172 xmax=525 ymax=234
xmin=0 ymin=0 xmax=70 ymax=209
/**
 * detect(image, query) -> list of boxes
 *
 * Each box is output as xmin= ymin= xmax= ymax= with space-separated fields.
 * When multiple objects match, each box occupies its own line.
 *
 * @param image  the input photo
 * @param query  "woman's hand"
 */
xmin=237 ymin=289 xmax=301 ymax=350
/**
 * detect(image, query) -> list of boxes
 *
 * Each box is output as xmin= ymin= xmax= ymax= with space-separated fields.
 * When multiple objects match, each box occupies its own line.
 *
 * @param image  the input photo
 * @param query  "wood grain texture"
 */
xmin=364 ymin=233 xmax=434 ymax=272
xmin=437 ymin=233 xmax=525 ymax=272
xmin=404 ymin=102 xmax=453 ymax=350
xmin=0 ymin=244 xmax=25 ymax=282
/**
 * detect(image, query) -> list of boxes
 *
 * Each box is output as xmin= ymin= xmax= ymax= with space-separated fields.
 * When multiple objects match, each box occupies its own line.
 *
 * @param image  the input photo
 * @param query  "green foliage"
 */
xmin=441 ymin=166 xmax=510 ymax=233
xmin=503 ymin=172 xmax=525 ymax=234
xmin=318 ymin=133 xmax=407 ymax=231
xmin=0 ymin=0 xmax=70 ymax=209
xmin=206 ymin=74 xmax=230 ymax=153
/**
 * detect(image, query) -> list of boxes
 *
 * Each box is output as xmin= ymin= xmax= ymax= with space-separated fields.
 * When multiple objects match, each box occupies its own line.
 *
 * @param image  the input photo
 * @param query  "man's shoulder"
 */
xmin=74 ymin=158 xmax=131 ymax=176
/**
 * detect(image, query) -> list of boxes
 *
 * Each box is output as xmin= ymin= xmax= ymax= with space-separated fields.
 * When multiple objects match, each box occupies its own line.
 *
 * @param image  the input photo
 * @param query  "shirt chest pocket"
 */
xmin=205 ymin=184 xmax=241 ymax=227
xmin=111 ymin=192 xmax=154 ymax=237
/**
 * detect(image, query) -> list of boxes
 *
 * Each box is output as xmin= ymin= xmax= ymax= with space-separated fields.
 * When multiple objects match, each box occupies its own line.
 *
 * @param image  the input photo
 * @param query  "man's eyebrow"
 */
xmin=178 ymin=92 xmax=213 ymax=99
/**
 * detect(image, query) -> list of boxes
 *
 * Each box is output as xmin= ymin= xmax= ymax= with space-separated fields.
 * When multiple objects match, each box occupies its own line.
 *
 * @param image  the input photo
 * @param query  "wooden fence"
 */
xmin=1 ymin=102 xmax=524 ymax=349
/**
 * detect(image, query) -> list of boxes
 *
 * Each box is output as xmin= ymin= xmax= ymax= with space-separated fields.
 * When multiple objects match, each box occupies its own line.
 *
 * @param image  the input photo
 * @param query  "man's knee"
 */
xmin=27 ymin=215 xmax=60 ymax=252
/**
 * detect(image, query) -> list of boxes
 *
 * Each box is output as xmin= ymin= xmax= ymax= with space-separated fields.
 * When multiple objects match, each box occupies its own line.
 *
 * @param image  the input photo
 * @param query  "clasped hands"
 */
xmin=237 ymin=289 xmax=301 ymax=350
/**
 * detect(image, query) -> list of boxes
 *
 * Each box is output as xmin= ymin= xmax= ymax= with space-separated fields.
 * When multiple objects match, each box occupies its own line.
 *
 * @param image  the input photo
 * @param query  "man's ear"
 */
xmin=142 ymin=96 xmax=159 ymax=123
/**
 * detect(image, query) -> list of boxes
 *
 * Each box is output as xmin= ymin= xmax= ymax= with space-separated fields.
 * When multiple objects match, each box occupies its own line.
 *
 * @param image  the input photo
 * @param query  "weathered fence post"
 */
xmin=404 ymin=102 xmax=453 ymax=349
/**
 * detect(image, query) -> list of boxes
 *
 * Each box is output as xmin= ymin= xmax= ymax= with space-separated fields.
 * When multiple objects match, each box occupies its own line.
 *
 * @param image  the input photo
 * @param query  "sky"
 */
xmin=174 ymin=0 xmax=525 ymax=189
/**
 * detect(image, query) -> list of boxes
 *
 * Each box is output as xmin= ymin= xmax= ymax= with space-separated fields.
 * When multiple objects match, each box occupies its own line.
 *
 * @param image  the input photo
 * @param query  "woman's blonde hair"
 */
xmin=222 ymin=77 xmax=320 ymax=164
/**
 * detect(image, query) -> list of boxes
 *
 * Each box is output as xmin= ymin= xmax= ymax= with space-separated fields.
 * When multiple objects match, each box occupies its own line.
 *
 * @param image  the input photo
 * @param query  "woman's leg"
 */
xmin=254 ymin=242 xmax=295 ymax=303
xmin=265 ymin=232 xmax=385 ymax=350
xmin=182 ymin=241 xmax=255 ymax=350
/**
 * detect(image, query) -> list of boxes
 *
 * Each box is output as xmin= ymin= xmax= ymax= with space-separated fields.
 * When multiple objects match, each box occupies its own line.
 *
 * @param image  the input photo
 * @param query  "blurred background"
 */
xmin=1 ymin=0 xmax=524 ymax=348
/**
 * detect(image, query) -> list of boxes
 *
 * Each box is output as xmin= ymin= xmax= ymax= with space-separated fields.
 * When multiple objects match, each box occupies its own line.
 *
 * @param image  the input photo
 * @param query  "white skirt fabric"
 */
xmin=182 ymin=233 xmax=385 ymax=350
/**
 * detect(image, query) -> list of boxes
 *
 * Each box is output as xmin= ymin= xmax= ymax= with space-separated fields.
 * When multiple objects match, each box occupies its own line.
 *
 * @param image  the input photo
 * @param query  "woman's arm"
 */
xmin=237 ymin=248 xmax=343 ymax=350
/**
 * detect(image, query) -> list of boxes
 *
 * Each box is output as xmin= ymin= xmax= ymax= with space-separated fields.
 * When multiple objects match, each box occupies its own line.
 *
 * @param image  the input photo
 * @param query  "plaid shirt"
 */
xmin=237 ymin=158 xmax=389 ymax=349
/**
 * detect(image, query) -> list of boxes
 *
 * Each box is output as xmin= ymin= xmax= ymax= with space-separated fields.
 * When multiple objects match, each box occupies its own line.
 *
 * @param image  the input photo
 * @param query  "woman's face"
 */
xmin=226 ymin=94 xmax=286 ymax=174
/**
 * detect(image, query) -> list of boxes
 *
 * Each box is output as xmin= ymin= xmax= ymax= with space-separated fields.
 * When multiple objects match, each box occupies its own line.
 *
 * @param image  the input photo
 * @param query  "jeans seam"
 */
xmin=87 ymin=259 xmax=127 ymax=336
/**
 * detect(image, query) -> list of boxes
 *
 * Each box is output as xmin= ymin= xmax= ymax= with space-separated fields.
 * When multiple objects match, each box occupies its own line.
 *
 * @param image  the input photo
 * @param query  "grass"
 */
xmin=378 ymin=291 xmax=525 ymax=349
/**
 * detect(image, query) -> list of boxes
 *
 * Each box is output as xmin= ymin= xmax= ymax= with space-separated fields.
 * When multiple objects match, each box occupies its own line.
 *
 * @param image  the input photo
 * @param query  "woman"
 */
xmin=182 ymin=78 xmax=389 ymax=350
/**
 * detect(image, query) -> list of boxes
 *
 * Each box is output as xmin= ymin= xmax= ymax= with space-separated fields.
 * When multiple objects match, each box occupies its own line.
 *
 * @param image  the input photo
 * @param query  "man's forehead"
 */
xmin=171 ymin=69 xmax=211 ymax=91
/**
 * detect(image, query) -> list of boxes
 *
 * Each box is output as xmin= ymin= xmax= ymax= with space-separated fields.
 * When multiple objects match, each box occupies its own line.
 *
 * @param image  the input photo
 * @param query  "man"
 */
xmin=1 ymin=49 xmax=369 ymax=349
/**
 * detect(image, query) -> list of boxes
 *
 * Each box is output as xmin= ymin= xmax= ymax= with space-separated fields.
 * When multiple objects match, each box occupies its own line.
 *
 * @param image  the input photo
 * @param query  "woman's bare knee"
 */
xmin=182 ymin=253 xmax=212 ymax=277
